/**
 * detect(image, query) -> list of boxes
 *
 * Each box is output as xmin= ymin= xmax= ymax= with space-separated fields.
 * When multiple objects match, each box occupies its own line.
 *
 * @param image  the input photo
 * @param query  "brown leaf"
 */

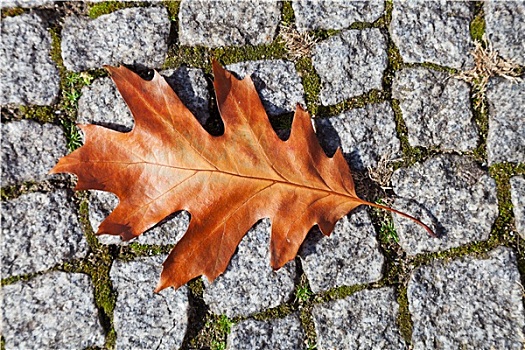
xmin=51 ymin=61 xmax=434 ymax=292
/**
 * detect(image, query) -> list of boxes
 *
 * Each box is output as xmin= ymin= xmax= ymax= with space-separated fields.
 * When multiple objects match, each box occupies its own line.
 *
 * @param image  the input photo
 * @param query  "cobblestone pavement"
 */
xmin=1 ymin=1 xmax=525 ymax=349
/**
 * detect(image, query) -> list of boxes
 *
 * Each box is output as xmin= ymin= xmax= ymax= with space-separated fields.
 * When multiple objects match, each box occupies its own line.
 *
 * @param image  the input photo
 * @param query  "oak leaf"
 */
xmin=51 ymin=61 xmax=433 ymax=292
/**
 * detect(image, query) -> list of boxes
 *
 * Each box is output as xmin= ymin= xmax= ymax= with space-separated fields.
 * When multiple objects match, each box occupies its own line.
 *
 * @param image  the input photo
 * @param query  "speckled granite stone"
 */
xmin=390 ymin=1 xmax=474 ymax=69
xmin=312 ymin=288 xmax=405 ymax=349
xmin=1 ymin=0 xmax=50 ymax=8
xmin=226 ymin=60 xmax=305 ymax=116
xmin=178 ymin=0 xmax=281 ymax=47
xmin=392 ymin=68 xmax=477 ymax=151
xmin=111 ymin=255 xmax=189 ymax=350
xmin=1 ymin=120 xmax=67 ymax=185
xmin=203 ymin=219 xmax=296 ymax=318
xmin=88 ymin=190 xmax=189 ymax=245
xmin=391 ymin=155 xmax=498 ymax=255
xmin=485 ymin=1 xmax=525 ymax=66
xmin=1 ymin=13 xmax=60 ymax=105
xmin=300 ymin=207 xmax=383 ymax=293
xmin=78 ymin=67 xmax=210 ymax=132
xmin=314 ymin=101 xmax=400 ymax=170
xmin=228 ymin=314 xmax=304 ymax=350
xmin=312 ymin=28 xmax=387 ymax=105
xmin=2 ymin=272 xmax=105 ymax=349
xmin=292 ymin=0 xmax=385 ymax=32
xmin=408 ymin=247 xmax=525 ymax=349
xmin=61 ymin=7 xmax=170 ymax=71
xmin=511 ymin=176 xmax=525 ymax=239
xmin=486 ymin=78 xmax=525 ymax=165
xmin=2 ymin=190 xmax=88 ymax=277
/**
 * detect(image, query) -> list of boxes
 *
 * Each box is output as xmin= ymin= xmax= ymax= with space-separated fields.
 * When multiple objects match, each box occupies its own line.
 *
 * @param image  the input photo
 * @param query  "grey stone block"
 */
xmin=391 ymin=155 xmax=498 ymax=255
xmin=314 ymin=101 xmax=400 ymax=170
xmin=408 ymin=247 xmax=525 ymax=349
xmin=486 ymin=78 xmax=525 ymax=165
xmin=1 ymin=271 xmax=105 ymax=349
xmin=1 ymin=0 xmax=50 ymax=8
xmin=312 ymin=28 xmax=387 ymax=106
xmin=89 ymin=190 xmax=189 ymax=245
xmin=203 ymin=219 xmax=296 ymax=318
xmin=2 ymin=190 xmax=88 ymax=277
xmin=1 ymin=119 xmax=67 ymax=186
xmin=226 ymin=60 xmax=305 ymax=117
xmin=227 ymin=314 xmax=305 ymax=350
xmin=178 ymin=0 xmax=281 ymax=48
xmin=111 ymin=255 xmax=189 ymax=350
xmin=78 ymin=67 xmax=210 ymax=132
xmin=0 ymin=13 xmax=60 ymax=105
xmin=61 ymin=7 xmax=170 ymax=71
xmin=392 ymin=68 xmax=478 ymax=152
xmin=390 ymin=1 xmax=474 ymax=69
xmin=312 ymin=288 xmax=406 ymax=349
xmin=300 ymin=207 xmax=383 ymax=293
xmin=485 ymin=1 xmax=525 ymax=66
xmin=292 ymin=0 xmax=385 ymax=32
xmin=511 ymin=176 xmax=525 ymax=239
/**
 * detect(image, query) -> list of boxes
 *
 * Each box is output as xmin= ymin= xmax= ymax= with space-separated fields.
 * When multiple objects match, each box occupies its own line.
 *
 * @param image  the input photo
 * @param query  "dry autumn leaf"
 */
xmin=51 ymin=61 xmax=434 ymax=292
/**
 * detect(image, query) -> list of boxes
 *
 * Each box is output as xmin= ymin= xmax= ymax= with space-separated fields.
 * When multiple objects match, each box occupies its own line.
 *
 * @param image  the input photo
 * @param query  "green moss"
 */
xmin=163 ymin=46 xmax=211 ymax=70
xmin=281 ymin=1 xmax=295 ymax=26
xmin=119 ymin=243 xmax=174 ymax=259
xmin=396 ymin=285 xmax=413 ymax=344
xmin=405 ymin=62 xmax=458 ymax=75
xmin=294 ymin=57 xmax=321 ymax=115
xmin=1 ymin=7 xmax=25 ymax=18
xmin=316 ymin=89 xmax=388 ymax=117
xmin=15 ymin=106 xmax=56 ymax=123
xmin=162 ymin=0 xmax=180 ymax=21
xmin=317 ymin=283 xmax=367 ymax=303
xmin=191 ymin=313 xmax=238 ymax=349
xmin=88 ymin=1 xmax=146 ymax=19
xmin=470 ymin=3 xmax=486 ymax=42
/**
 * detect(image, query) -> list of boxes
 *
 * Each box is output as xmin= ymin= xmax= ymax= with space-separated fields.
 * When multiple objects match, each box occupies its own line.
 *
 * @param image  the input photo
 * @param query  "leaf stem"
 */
xmin=360 ymin=200 xmax=437 ymax=238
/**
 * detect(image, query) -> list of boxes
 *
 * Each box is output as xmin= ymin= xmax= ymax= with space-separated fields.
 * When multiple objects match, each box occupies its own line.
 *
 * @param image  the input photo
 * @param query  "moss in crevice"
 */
xmin=294 ymin=57 xmax=321 ymax=115
xmin=293 ymin=272 xmax=317 ymax=348
xmin=1 ymin=7 xmax=25 ymax=18
xmin=162 ymin=0 xmax=180 ymax=21
xmin=315 ymin=283 xmax=368 ymax=304
xmin=5 ymin=105 xmax=56 ymax=123
xmin=212 ymin=42 xmax=288 ymax=66
xmin=1 ymin=178 xmax=74 ymax=202
xmin=396 ymin=284 xmax=413 ymax=344
xmin=404 ymin=62 xmax=459 ymax=75
xmin=470 ymin=2 xmax=486 ymax=42
xmin=316 ymin=89 xmax=389 ymax=117
xmin=118 ymin=243 xmax=174 ymax=261
xmin=163 ymin=45 xmax=211 ymax=71
xmin=281 ymin=1 xmax=295 ymax=26
xmin=87 ymin=1 xmax=148 ymax=19
xmin=190 ymin=313 xmax=237 ymax=350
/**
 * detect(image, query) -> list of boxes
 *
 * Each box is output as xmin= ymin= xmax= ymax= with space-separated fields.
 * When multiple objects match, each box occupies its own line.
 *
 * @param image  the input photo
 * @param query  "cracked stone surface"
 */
xmin=486 ymin=78 xmax=525 ymax=165
xmin=390 ymin=1 xmax=474 ymax=69
xmin=292 ymin=0 xmax=384 ymax=32
xmin=312 ymin=287 xmax=406 ymax=349
xmin=1 ymin=190 xmax=88 ymax=277
xmin=312 ymin=28 xmax=387 ymax=106
xmin=1 ymin=13 xmax=60 ymax=105
xmin=111 ymin=255 xmax=189 ymax=350
xmin=485 ymin=1 xmax=525 ymax=66
xmin=300 ymin=207 xmax=384 ymax=293
xmin=178 ymin=0 xmax=281 ymax=48
xmin=511 ymin=176 xmax=525 ymax=239
xmin=203 ymin=219 xmax=296 ymax=318
xmin=227 ymin=314 xmax=305 ymax=350
xmin=392 ymin=68 xmax=478 ymax=151
xmin=2 ymin=271 xmax=105 ymax=349
xmin=61 ymin=7 xmax=170 ymax=71
xmin=78 ymin=67 xmax=210 ymax=132
xmin=1 ymin=119 xmax=67 ymax=186
xmin=408 ymin=247 xmax=525 ymax=349
xmin=314 ymin=101 xmax=400 ymax=170
xmin=391 ymin=155 xmax=498 ymax=255
xmin=226 ymin=60 xmax=305 ymax=117
xmin=88 ymin=190 xmax=189 ymax=245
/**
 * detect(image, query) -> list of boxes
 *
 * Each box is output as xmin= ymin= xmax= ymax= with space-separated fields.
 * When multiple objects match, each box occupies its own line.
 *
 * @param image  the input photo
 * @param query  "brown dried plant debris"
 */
xmin=279 ymin=24 xmax=318 ymax=61
xmin=367 ymin=154 xmax=402 ymax=190
xmin=456 ymin=35 xmax=522 ymax=111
